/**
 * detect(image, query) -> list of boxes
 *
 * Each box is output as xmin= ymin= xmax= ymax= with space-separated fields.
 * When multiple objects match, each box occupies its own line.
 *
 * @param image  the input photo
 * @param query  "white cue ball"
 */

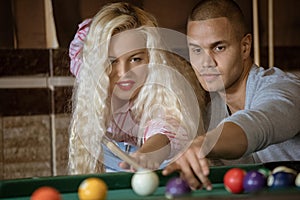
xmin=131 ymin=170 xmax=159 ymax=196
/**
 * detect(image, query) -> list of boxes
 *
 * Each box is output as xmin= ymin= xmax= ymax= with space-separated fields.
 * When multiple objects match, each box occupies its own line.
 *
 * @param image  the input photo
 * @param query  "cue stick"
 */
xmin=45 ymin=0 xmax=59 ymax=48
xmin=268 ymin=0 xmax=274 ymax=68
xmin=102 ymin=136 xmax=145 ymax=171
xmin=253 ymin=0 xmax=260 ymax=65
xmin=10 ymin=0 xmax=18 ymax=48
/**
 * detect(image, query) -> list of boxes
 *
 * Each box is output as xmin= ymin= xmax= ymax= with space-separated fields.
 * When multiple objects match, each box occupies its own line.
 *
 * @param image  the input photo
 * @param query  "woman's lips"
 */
xmin=116 ymin=80 xmax=135 ymax=91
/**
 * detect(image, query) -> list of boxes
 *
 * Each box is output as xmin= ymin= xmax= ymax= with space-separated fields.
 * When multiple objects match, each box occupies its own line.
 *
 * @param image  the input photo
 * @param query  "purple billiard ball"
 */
xmin=267 ymin=171 xmax=296 ymax=189
xmin=243 ymin=170 xmax=266 ymax=192
xmin=165 ymin=177 xmax=191 ymax=199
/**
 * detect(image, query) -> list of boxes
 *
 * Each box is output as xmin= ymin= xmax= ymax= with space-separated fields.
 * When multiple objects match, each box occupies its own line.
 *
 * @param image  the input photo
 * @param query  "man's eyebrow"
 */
xmin=188 ymin=41 xmax=227 ymax=48
xmin=188 ymin=42 xmax=200 ymax=48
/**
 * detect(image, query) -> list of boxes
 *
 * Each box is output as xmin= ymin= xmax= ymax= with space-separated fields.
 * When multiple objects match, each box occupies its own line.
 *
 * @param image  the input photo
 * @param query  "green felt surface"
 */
xmin=1 ymin=163 xmax=300 ymax=200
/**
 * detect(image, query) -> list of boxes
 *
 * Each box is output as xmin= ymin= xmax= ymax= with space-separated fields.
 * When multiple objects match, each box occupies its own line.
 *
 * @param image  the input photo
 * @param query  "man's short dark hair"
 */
xmin=189 ymin=0 xmax=249 ymax=37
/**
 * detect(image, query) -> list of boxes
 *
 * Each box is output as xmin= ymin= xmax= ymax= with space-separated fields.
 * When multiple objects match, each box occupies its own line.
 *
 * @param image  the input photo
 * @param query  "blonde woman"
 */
xmin=68 ymin=2 xmax=206 ymax=174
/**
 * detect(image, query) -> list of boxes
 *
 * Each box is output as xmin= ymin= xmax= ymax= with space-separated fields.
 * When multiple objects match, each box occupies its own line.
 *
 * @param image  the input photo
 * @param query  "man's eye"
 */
xmin=191 ymin=47 xmax=201 ymax=54
xmin=215 ymin=45 xmax=225 ymax=52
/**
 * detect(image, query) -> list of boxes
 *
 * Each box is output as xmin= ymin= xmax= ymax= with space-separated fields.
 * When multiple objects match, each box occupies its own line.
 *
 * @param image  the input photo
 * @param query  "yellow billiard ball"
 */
xmin=78 ymin=177 xmax=108 ymax=200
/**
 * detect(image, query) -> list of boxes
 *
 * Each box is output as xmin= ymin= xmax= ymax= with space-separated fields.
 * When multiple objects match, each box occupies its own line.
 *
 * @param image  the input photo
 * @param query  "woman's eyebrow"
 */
xmin=129 ymin=51 xmax=146 ymax=57
xmin=109 ymin=50 xmax=147 ymax=60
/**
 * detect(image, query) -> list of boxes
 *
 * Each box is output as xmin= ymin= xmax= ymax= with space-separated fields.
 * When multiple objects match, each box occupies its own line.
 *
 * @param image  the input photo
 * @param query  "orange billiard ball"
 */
xmin=31 ymin=186 xmax=61 ymax=200
xmin=78 ymin=177 xmax=108 ymax=200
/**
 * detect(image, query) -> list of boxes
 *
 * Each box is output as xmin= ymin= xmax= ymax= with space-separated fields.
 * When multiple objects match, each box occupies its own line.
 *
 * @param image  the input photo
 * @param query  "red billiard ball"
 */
xmin=165 ymin=177 xmax=191 ymax=199
xmin=78 ymin=177 xmax=108 ymax=200
xmin=31 ymin=186 xmax=61 ymax=200
xmin=243 ymin=170 xmax=266 ymax=192
xmin=267 ymin=171 xmax=296 ymax=189
xmin=223 ymin=168 xmax=246 ymax=194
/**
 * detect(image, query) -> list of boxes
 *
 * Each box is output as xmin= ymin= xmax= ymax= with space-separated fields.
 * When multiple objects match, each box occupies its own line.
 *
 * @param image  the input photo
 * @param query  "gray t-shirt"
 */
xmin=206 ymin=65 xmax=300 ymax=164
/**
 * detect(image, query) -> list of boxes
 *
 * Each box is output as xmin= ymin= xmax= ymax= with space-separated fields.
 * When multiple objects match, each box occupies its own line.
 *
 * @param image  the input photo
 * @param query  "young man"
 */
xmin=163 ymin=0 xmax=300 ymax=190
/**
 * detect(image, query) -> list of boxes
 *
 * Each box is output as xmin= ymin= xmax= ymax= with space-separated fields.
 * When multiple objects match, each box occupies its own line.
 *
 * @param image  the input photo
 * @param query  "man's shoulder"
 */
xmin=248 ymin=65 xmax=299 ymax=87
xmin=245 ymin=65 xmax=300 ymax=103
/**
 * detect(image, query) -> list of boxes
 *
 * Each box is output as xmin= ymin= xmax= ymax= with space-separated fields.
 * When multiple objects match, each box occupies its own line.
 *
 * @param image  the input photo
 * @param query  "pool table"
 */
xmin=1 ymin=162 xmax=300 ymax=200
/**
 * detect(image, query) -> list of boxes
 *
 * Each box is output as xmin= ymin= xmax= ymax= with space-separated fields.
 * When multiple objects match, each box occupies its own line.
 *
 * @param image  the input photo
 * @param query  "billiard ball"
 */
xmin=31 ymin=186 xmax=61 ymax=200
xmin=223 ymin=168 xmax=246 ymax=194
xmin=258 ymin=167 xmax=271 ymax=178
xmin=272 ymin=166 xmax=297 ymax=175
xmin=243 ymin=170 xmax=266 ymax=192
xmin=295 ymin=173 xmax=300 ymax=187
xmin=267 ymin=171 xmax=296 ymax=189
xmin=78 ymin=177 xmax=107 ymax=200
xmin=165 ymin=177 xmax=191 ymax=199
xmin=131 ymin=170 xmax=159 ymax=196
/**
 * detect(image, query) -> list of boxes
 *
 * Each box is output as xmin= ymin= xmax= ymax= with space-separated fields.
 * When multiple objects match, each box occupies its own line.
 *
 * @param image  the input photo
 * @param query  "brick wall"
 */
xmin=0 ymin=49 xmax=72 ymax=179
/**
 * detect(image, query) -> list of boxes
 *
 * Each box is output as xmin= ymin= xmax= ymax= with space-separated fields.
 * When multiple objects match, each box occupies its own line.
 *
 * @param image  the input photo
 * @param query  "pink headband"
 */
xmin=69 ymin=19 xmax=92 ymax=77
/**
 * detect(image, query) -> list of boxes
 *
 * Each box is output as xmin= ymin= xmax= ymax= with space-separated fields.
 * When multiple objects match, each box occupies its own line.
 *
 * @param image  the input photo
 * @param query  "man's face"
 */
xmin=187 ymin=17 xmax=245 ymax=93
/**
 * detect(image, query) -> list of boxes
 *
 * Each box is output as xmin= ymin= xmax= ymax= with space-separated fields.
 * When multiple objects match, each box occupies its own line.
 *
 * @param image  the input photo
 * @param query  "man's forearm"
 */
xmin=201 ymin=122 xmax=248 ymax=160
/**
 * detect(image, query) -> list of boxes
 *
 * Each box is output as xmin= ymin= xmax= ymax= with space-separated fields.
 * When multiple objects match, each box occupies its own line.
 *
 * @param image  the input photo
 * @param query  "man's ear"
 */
xmin=241 ymin=33 xmax=252 ymax=59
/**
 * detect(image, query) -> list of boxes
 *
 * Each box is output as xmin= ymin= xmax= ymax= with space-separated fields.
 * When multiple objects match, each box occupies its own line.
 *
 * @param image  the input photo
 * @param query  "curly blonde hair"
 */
xmin=68 ymin=2 xmax=206 ymax=174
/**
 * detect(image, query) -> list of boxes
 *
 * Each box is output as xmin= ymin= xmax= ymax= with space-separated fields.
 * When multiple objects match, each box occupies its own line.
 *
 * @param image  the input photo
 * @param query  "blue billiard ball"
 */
xmin=267 ymin=171 xmax=296 ymax=189
xmin=243 ymin=170 xmax=266 ymax=192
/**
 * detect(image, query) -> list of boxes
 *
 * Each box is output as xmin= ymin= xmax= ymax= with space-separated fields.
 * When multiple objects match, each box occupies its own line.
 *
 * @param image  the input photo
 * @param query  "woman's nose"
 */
xmin=116 ymin=62 xmax=130 ymax=77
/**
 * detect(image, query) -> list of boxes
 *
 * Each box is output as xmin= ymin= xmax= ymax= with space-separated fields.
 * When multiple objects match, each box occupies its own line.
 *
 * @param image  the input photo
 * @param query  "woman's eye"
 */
xmin=131 ymin=57 xmax=142 ymax=62
xmin=110 ymin=59 xmax=117 ymax=65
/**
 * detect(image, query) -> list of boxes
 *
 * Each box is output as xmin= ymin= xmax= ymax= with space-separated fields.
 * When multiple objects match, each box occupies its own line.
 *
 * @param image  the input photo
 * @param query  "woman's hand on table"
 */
xmin=120 ymin=134 xmax=171 ymax=171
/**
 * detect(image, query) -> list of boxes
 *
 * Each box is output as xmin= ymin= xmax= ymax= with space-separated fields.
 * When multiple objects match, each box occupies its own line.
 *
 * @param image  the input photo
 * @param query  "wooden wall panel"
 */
xmin=14 ymin=0 xmax=46 ymax=48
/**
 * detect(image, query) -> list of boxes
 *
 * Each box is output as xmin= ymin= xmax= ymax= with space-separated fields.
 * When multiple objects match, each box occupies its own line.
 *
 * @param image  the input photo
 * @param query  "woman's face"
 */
xmin=108 ymin=30 xmax=149 ymax=101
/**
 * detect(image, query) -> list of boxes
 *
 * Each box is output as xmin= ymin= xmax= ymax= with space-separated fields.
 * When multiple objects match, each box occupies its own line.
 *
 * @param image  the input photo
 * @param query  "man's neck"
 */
xmin=219 ymin=61 xmax=253 ymax=114
xmin=224 ymin=88 xmax=246 ymax=114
